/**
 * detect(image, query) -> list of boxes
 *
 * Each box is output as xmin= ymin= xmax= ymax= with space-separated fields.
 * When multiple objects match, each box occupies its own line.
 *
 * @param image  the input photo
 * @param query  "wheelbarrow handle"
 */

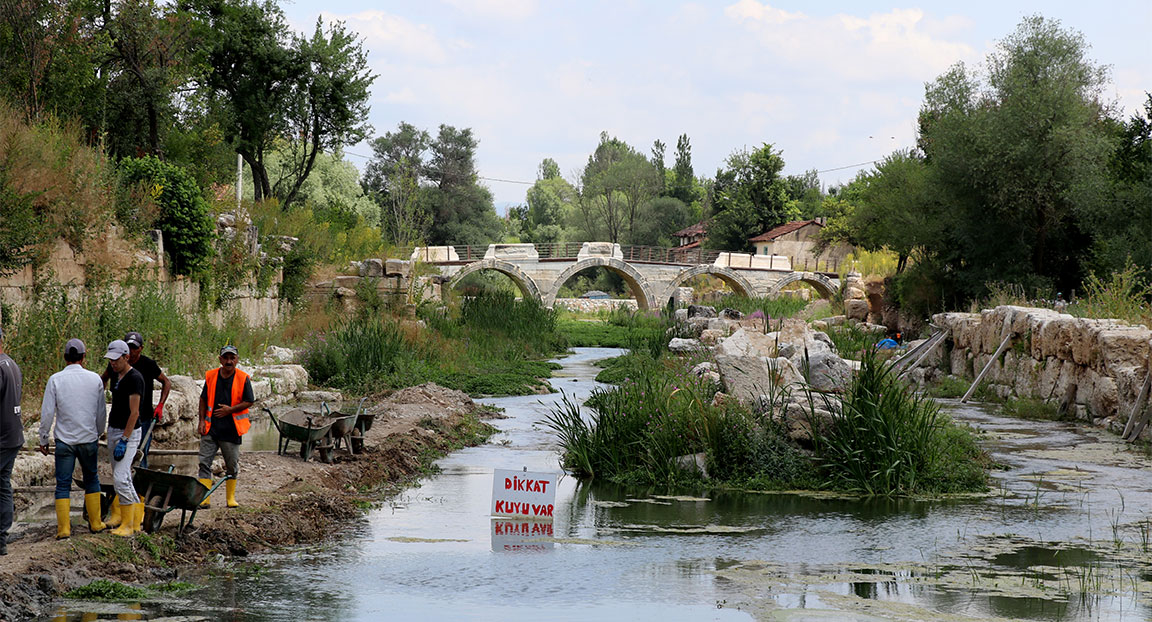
xmin=264 ymin=407 xmax=281 ymax=432
xmin=321 ymin=401 xmax=331 ymax=417
xmin=355 ymin=397 xmax=368 ymax=417
xmin=204 ymin=475 xmax=234 ymax=498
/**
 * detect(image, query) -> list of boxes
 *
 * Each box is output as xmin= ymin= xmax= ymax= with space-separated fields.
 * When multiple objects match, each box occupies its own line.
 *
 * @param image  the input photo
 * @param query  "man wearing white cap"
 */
xmin=39 ymin=338 xmax=107 ymax=538
xmin=104 ymin=339 xmax=145 ymax=536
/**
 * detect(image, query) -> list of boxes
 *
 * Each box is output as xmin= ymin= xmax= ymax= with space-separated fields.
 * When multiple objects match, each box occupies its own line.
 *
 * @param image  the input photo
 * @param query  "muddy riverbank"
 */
xmin=0 ymin=383 xmax=499 ymax=621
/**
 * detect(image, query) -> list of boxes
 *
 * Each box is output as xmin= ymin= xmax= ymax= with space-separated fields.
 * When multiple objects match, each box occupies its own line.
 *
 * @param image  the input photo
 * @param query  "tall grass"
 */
xmin=808 ymin=349 xmax=987 ymax=495
xmin=1070 ymin=262 xmax=1152 ymax=327
xmin=300 ymin=291 xmax=568 ymax=396
xmin=709 ymin=295 xmax=807 ymax=320
xmin=818 ymin=322 xmax=883 ymax=360
xmin=3 ymin=281 xmax=284 ymax=412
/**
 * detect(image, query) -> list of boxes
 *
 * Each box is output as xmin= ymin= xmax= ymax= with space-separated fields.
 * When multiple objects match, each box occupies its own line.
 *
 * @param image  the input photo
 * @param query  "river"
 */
xmin=49 ymin=347 xmax=1152 ymax=621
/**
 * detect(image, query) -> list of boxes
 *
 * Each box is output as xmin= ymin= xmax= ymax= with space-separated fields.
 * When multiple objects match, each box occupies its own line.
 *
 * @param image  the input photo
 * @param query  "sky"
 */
xmin=280 ymin=1 xmax=1151 ymax=211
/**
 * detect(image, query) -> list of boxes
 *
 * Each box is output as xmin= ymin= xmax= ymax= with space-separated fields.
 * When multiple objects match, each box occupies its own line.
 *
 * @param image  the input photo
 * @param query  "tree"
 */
xmin=185 ymin=0 xmax=298 ymax=202
xmin=524 ymin=160 xmax=576 ymax=244
xmin=784 ymin=169 xmax=824 ymax=218
xmin=651 ymin=139 xmax=666 ymax=195
xmin=102 ymin=0 xmax=197 ymax=157
xmin=579 ymin=132 xmax=660 ymax=244
xmin=423 ymin=124 xmax=501 ymax=245
xmin=0 ymin=0 xmax=104 ymax=125
xmin=705 ymin=144 xmax=795 ymax=251
xmin=363 ymin=122 xmax=431 ymax=245
xmin=272 ymin=18 xmax=375 ymax=208
xmin=915 ymin=15 xmax=1114 ymax=297
xmin=668 ymin=133 xmax=697 ymax=206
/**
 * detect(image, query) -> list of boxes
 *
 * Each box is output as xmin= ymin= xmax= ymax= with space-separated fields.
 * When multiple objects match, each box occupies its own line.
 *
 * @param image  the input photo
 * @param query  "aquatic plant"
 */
xmin=807 ymin=348 xmax=988 ymax=495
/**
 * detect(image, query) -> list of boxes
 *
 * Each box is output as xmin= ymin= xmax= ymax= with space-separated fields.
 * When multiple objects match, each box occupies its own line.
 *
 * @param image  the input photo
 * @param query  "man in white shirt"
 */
xmin=39 ymin=338 xmax=107 ymax=539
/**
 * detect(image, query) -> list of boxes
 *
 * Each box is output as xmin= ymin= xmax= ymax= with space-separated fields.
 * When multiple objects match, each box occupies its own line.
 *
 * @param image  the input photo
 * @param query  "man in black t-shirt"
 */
xmin=104 ymin=340 xmax=145 ymax=536
xmin=0 ymin=326 xmax=24 ymax=555
xmin=103 ymin=331 xmax=171 ymax=468
xmin=198 ymin=345 xmax=254 ymax=508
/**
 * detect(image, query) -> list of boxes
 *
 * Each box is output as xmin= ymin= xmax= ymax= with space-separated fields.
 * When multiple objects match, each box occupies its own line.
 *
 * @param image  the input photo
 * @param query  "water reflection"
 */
xmin=47 ymin=349 xmax=1152 ymax=621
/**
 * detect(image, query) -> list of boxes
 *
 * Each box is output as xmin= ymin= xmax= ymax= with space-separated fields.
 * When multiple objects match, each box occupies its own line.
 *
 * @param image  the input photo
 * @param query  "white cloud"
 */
xmin=322 ymin=10 xmax=448 ymax=64
xmin=724 ymin=2 xmax=977 ymax=82
xmin=441 ymin=0 xmax=537 ymax=20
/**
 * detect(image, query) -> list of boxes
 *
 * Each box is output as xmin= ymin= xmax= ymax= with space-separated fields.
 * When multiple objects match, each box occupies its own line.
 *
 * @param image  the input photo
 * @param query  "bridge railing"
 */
xmin=397 ymin=243 xmax=844 ymax=275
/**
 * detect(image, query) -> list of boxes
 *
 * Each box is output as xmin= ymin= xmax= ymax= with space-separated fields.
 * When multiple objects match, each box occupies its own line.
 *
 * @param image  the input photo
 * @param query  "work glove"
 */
xmin=154 ymin=403 xmax=164 ymax=422
xmin=113 ymin=437 xmax=128 ymax=461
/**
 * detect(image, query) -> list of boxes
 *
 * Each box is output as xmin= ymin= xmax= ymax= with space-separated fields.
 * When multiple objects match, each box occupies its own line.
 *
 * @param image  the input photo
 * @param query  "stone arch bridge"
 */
xmin=415 ymin=243 xmax=841 ymax=310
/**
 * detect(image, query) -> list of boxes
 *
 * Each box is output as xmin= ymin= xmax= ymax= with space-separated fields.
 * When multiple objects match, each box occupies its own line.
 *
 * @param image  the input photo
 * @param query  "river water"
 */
xmin=51 ymin=348 xmax=1152 ymax=621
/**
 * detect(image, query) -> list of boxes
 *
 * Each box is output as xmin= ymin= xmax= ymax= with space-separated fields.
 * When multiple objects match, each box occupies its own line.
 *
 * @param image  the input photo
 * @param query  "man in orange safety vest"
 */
xmin=197 ymin=344 xmax=254 ymax=508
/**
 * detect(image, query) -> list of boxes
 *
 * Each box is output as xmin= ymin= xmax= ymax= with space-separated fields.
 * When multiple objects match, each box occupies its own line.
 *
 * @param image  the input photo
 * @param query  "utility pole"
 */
xmin=236 ymin=154 xmax=243 ymax=207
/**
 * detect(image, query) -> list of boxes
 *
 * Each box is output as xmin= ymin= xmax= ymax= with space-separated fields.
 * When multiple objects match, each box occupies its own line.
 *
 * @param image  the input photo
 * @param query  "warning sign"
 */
xmin=491 ymin=469 xmax=557 ymax=519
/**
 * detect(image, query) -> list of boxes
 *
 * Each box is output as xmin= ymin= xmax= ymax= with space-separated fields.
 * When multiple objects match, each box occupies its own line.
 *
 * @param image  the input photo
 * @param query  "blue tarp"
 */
xmin=876 ymin=338 xmax=899 ymax=349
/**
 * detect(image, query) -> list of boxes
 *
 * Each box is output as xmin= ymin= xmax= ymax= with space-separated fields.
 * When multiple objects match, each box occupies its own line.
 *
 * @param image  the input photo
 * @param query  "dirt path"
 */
xmin=0 ymin=383 xmax=500 ymax=621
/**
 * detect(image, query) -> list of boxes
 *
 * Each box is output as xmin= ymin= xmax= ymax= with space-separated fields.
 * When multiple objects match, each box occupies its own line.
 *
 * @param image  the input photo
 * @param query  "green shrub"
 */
xmin=118 ymin=156 xmax=215 ymax=276
xmin=708 ymin=408 xmax=817 ymax=488
xmin=65 ymin=580 xmax=147 ymax=601
xmin=712 ymin=295 xmax=808 ymax=320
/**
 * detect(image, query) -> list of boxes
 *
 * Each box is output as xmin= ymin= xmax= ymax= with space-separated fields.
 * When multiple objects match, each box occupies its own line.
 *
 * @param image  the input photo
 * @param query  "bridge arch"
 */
xmin=658 ymin=265 xmax=757 ymax=306
xmin=447 ymin=259 xmax=543 ymax=303
xmin=766 ymin=271 xmax=838 ymax=299
xmin=544 ymin=257 xmax=656 ymax=310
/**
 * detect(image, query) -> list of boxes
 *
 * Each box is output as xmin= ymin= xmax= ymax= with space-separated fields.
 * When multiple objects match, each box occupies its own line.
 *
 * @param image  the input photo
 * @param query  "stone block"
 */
xmin=484 ymin=243 xmax=539 ymax=261
xmin=802 ymin=350 xmax=852 ymax=393
xmin=717 ymin=328 xmax=778 ymax=358
xmin=577 ymin=242 xmax=622 ymax=260
xmin=385 ymin=259 xmax=411 ymax=277
xmin=254 ymin=365 xmax=310 ymax=395
xmin=845 ymin=299 xmax=869 ymax=321
xmin=716 ymin=355 xmax=800 ymax=404
xmin=688 ymin=305 xmax=717 ymax=319
xmin=359 ymin=258 xmax=384 ymax=277
xmin=699 ymin=329 xmax=725 ymax=346
xmin=668 ymin=338 xmax=702 ymax=353
xmin=332 ymin=276 xmax=362 ymax=289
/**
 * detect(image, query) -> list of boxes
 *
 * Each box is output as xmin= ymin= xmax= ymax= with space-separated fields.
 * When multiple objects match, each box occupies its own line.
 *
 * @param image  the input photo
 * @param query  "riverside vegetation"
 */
xmin=548 ymin=305 xmax=990 ymax=497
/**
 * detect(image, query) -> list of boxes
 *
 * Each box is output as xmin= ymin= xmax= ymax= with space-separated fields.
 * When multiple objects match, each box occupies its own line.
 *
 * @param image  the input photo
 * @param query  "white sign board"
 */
xmin=491 ymin=469 xmax=557 ymax=519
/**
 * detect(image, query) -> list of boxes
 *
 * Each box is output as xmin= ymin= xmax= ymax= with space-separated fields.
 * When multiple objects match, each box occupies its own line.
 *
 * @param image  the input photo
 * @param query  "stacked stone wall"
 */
xmin=921 ymin=306 xmax=1152 ymax=436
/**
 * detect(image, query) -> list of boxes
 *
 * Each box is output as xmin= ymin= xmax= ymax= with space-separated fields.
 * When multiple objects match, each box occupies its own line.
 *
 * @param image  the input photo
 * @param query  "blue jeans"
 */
xmin=0 ymin=446 xmax=17 ymax=542
xmin=54 ymin=440 xmax=101 ymax=499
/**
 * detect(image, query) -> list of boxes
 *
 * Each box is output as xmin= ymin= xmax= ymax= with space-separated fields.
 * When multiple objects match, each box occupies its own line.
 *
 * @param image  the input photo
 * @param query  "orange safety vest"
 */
xmin=204 ymin=368 xmax=251 ymax=436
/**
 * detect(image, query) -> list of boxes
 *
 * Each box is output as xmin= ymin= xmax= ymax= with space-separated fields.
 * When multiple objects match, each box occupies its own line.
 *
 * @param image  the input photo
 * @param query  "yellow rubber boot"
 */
xmin=131 ymin=502 xmax=145 ymax=534
xmin=198 ymin=479 xmax=213 ymax=507
xmin=225 ymin=479 xmax=239 ymax=508
xmin=85 ymin=492 xmax=106 ymax=533
xmin=55 ymin=499 xmax=71 ymax=539
xmin=105 ymin=497 xmax=122 ymax=528
xmin=111 ymin=503 xmax=138 ymax=537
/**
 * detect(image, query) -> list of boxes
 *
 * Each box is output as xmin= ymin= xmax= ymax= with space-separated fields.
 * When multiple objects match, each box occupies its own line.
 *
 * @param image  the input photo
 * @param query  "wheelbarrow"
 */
xmin=132 ymin=466 xmax=230 ymax=537
xmin=265 ymin=407 xmax=336 ymax=463
xmin=322 ymin=399 xmax=366 ymax=454
xmin=351 ymin=398 xmax=375 ymax=454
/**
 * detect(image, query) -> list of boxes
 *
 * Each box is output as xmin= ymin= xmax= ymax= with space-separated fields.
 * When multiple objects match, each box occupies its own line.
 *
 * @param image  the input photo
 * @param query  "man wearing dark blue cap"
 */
xmin=0 ymin=326 xmax=23 ymax=555
xmin=40 ymin=338 xmax=107 ymax=538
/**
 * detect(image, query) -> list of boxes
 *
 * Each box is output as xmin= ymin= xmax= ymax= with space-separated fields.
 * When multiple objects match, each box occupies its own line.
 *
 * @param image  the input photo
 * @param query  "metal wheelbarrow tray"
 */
xmin=265 ymin=407 xmax=336 ymax=462
xmin=132 ymin=466 xmax=229 ymax=537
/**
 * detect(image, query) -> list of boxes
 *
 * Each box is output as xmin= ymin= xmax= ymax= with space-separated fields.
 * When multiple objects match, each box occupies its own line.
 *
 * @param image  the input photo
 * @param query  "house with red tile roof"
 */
xmin=748 ymin=219 xmax=853 ymax=272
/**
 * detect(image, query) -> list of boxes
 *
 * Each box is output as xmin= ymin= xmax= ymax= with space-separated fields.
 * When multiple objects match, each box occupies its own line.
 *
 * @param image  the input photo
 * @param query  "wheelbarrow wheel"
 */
xmin=350 ymin=428 xmax=364 ymax=454
xmin=299 ymin=442 xmax=314 ymax=462
xmin=318 ymin=443 xmax=335 ymax=464
xmin=143 ymin=495 xmax=165 ymax=534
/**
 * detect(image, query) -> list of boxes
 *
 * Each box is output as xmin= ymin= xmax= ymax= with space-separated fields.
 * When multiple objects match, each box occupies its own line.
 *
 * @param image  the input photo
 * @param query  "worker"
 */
xmin=103 ymin=331 xmax=171 ymax=469
xmin=197 ymin=344 xmax=254 ymax=509
xmin=39 ymin=339 xmax=108 ymax=538
xmin=105 ymin=339 xmax=145 ymax=536
xmin=0 ymin=326 xmax=23 ymax=555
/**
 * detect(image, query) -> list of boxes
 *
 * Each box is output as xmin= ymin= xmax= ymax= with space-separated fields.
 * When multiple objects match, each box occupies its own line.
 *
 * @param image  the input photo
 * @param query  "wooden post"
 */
xmin=962 ymin=328 xmax=1014 ymax=403
xmin=1122 ymin=372 xmax=1152 ymax=441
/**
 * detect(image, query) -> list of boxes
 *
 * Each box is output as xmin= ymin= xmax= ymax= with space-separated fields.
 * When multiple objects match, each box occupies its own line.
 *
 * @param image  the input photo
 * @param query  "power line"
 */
xmin=815 ymin=159 xmax=881 ymax=174
xmin=479 ymin=176 xmax=533 ymax=185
